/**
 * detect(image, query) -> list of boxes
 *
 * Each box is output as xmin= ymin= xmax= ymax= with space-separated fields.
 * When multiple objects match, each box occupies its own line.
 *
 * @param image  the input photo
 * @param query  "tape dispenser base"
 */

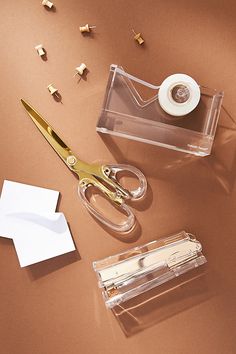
xmin=97 ymin=65 xmax=224 ymax=156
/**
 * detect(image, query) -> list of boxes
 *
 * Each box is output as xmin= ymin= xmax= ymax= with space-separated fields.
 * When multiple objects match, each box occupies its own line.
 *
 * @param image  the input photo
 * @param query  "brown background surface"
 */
xmin=0 ymin=1 xmax=236 ymax=353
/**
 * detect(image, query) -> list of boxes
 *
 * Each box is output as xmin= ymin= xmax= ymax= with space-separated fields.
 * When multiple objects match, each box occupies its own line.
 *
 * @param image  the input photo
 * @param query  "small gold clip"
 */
xmin=106 ymin=286 xmax=119 ymax=298
xmin=79 ymin=24 xmax=96 ymax=33
xmin=132 ymin=29 xmax=145 ymax=45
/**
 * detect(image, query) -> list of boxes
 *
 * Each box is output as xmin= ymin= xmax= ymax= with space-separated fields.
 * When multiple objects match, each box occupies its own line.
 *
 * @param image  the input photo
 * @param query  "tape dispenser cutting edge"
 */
xmin=158 ymin=73 xmax=201 ymax=117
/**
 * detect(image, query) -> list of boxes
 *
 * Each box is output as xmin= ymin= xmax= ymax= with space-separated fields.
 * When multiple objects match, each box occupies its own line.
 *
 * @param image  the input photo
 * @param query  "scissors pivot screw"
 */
xmin=35 ymin=44 xmax=46 ymax=57
xmin=42 ymin=0 xmax=54 ymax=9
xmin=79 ymin=24 xmax=96 ymax=33
xmin=104 ymin=167 xmax=111 ymax=175
xmin=132 ymin=29 xmax=145 ymax=45
xmin=116 ymin=190 xmax=122 ymax=197
xmin=74 ymin=63 xmax=87 ymax=77
xmin=67 ymin=155 xmax=77 ymax=166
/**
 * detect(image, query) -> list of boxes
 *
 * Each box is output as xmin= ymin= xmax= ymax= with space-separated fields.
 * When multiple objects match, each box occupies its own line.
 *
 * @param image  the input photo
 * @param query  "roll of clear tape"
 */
xmin=158 ymin=73 xmax=201 ymax=116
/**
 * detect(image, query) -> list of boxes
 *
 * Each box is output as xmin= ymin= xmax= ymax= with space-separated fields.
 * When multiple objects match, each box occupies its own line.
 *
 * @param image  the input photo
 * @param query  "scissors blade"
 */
xmin=21 ymin=99 xmax=75 ymax=165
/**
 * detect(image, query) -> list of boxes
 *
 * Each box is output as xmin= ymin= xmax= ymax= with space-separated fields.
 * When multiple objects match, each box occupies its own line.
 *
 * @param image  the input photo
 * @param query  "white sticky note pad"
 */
xmin=5 ymin=211 xmax=76 ymax=267
xmin=0 ymin=180 xmax=76 ymax=267
xmin=0 ymin=180 xmax=59 ymax=239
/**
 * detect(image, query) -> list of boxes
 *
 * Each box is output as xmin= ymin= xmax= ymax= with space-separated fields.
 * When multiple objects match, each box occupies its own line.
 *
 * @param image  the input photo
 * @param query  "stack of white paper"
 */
xmin=0 ymin=180 xmax=76 ymax=267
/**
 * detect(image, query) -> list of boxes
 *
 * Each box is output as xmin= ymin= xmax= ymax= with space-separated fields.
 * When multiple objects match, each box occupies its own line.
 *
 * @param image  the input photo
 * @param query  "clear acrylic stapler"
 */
xmin=93 ymin=231 xmax=207 ymax=308
xmin=97 ymin=65 xmax=224 ymax=156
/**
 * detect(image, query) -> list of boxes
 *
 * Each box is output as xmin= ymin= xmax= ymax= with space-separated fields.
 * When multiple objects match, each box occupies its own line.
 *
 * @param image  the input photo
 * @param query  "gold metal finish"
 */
xmin=132 ymin=29 xmax=145 ymax=45
xmin=67 ymin=156 xmax=77 ymax=166
xmin=21 ymin=99 xmax=131 ymax=205
xmin=106 ymin=286 xmax=119 ymax=298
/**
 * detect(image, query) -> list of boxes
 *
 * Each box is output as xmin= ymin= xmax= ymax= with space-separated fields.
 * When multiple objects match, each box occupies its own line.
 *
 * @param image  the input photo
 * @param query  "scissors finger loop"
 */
xmin=77 ymin=183 xmax=136 ymax=232
xmin=105 ymin=164 xmax=147 ymax=200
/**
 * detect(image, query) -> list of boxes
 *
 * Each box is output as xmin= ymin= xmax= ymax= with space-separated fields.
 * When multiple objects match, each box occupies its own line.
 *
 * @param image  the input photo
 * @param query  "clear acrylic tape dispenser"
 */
xmin=97 ymin=65 xmax=224 ymax=156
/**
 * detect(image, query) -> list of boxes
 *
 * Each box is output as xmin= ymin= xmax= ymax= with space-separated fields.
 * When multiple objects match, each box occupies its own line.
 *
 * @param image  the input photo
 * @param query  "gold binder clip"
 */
xmin=132 ymin=29 xmax=145 ymax=45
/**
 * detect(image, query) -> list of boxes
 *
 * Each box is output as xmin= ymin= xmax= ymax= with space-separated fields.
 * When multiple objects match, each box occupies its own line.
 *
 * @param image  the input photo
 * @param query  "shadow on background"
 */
xmin=99 ymin=133 xmax=200 ymax=181
xmin=90 ymin=212 xmax=142 ymax=243
xmin=53 ymin=92 xmax=63 ymax=103
xmin=201 ymin=106 xmax=236 ymax=194
xmin=112 ymin=266 xmax=216 ymax=337
xmin=44 ymin=5 xmax=56 ymax=12
xmin=41 ymin=50 xmax=48 ymax=61
xmin=76 ymin=68 xmax=90 ymax=83
xmin=27 ymin=249 xmax=80 ymax=280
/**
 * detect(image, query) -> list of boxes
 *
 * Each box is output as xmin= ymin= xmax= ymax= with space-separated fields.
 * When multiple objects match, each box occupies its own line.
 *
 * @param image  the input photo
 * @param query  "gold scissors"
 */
xmin=21 ymin=100 xmax=147 ymax=232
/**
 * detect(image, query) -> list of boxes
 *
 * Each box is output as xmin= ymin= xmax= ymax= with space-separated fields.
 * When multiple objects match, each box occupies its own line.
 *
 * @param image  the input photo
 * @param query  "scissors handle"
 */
xmin=105 ymin=164 xmax=147 ymax=200
xmin=78 ymin=185 xmax=136 ymax=232
xmin=77 ymin=164 xmax=147 ymax=232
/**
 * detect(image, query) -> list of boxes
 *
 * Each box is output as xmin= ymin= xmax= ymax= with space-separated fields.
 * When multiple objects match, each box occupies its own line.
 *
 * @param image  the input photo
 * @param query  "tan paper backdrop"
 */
xmin=0 ymin=1 xmax=236 ymax=353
